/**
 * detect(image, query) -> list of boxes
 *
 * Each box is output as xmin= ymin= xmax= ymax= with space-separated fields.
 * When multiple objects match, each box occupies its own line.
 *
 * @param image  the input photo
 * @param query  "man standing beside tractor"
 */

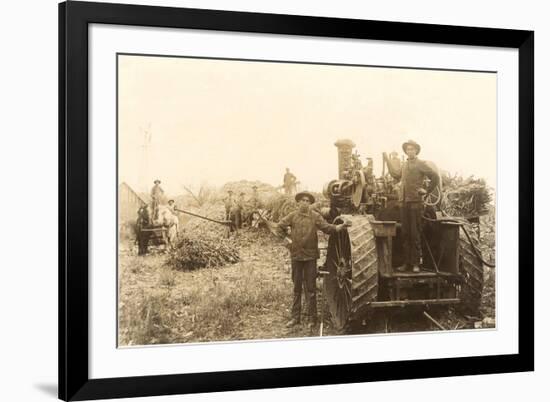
xmin=278 ymin=191 xmax=350 ymax=329
xmin=389 ymin=140 xmax=440 ymax=273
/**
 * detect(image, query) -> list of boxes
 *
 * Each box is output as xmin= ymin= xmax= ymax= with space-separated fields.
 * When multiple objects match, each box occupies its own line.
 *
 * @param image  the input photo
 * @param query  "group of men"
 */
xmin=278 ymin=139 xmax=438 ymax=329
xmin=223 ymin=185 xmax=262 ymax=231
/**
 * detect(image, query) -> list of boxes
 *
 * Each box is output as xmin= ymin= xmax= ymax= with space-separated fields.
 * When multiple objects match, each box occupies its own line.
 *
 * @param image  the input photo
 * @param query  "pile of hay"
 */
xmin=441 ymin=174 xmax=492 ymax=217
xmin=265 ymin=194 xmax=297 ymax=222
xmin=221 ymin=180 xmax=277 ymax=197
xmin=168 ymin=234 xmax=239 ymax=270
xmin=264 ymin=192 xmax=329 ymax=222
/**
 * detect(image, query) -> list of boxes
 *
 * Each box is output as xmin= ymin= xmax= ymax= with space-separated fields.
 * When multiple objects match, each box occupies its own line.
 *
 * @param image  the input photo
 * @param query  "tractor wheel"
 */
xmin=324 ymin=215 xmax=378 ymax=330
xmin=458 ymin=223 xmax=484 ymax=314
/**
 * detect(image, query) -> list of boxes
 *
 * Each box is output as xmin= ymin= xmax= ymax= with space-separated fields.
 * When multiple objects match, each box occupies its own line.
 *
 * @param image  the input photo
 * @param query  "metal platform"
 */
xmin=380 ymin=269 xmax=456 ymax=279
xmin=369 ymin=298 xmax=460 ymax=308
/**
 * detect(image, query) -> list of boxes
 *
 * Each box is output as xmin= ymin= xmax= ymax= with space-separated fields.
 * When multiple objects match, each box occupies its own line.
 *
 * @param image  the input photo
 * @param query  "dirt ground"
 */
xmin=118 ymin=226 xmax=495 ymax=347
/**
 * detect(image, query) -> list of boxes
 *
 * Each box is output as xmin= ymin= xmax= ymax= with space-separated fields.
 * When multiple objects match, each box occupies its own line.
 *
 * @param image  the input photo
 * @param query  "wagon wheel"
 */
xmin=324 ymin=215 xmax=379 ymax=330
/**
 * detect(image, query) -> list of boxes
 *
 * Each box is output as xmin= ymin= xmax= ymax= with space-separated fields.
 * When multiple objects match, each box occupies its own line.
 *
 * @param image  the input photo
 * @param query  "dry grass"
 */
xmin=182 ymin=264 xmax=288 ymax=341
xmin=118 ymin=206 xmax=497 ymax=345
xmin=118 ymin=233 xmax=296 ymax=346
xmin=119 ymin=287 xmax=175 ymax=345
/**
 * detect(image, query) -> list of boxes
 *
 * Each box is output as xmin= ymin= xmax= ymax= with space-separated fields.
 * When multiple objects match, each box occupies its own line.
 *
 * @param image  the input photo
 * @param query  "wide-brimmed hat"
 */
xmin=168 ymin=199 xmax=175 ymax=203
xmin=402 ymin=140 xmax=421 ymax=155
xmin=154 ymin=179 xmax=161 ymax=184
xmin=295 ymin=191 xmax=315 ymax=204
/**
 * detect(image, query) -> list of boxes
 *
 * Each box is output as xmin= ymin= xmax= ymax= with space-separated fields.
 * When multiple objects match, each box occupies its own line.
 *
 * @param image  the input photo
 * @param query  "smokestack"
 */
xmin=334 ymin=139 xmax=356 ymax=179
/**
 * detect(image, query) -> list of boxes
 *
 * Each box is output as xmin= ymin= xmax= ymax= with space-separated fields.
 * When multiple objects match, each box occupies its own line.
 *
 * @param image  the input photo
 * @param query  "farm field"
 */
xmin=118 ymin=211 xmax=495 ymax=346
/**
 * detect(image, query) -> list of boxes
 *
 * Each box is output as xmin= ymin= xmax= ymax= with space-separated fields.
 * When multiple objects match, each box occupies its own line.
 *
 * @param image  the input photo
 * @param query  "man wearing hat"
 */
xmin=235 ymin=192 xmax=246 ymax=229
xmin=283 ymin=168 xmax=297 ymax=195
xmin=167 ymin=199 xmax=176 ymax=214
xmin=224 ymin=190 xmax=234 ymax=222
xmin=278 ymin=191 xmax=351 ymax=329
xmin=250 ymin=185 xmax=261 ymax=210
xmin=390 ymin=140 xmax=440 ymax=273
xmin=150 ymin=179 xmax=164 ymax=221
xmin=248 ymin=185 xmax=262 ymax=228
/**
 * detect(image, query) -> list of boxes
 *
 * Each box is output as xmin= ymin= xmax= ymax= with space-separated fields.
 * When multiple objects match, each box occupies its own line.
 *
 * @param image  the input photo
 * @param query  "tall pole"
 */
xmin=138 ymin=124 xmax=152 ymax=193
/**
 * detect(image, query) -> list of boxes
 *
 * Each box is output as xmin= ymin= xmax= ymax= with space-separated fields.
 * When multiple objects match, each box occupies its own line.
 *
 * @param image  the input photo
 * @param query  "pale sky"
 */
xmin=118 ymin=54 xmax=496 ymax=196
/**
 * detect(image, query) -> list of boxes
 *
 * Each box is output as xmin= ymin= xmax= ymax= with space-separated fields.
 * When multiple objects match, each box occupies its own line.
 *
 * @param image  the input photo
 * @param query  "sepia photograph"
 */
xmin=117 ymin=53 xmax=496 ymax=347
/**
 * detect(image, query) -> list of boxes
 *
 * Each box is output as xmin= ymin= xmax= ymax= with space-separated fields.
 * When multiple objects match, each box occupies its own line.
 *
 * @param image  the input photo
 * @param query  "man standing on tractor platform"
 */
xmin=150 ymin=179 xmax=164 ymax=221
xmin=389 ymin=140 xmax=439 ymax=273
xmin=283 ymin=168 xmax=297 ymax=195
xmin=277 ymin=191 xmax=351 ymax=329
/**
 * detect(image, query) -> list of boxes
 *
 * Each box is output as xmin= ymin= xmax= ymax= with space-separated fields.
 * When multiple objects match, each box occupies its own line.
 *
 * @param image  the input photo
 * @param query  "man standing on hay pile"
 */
xmin=389 ymin=140 xmax=440 ymax=273
xmin=278 ymin=191 xmax=350 ymax=329
xmin=283 ymin=168 xmax=297 ymax=195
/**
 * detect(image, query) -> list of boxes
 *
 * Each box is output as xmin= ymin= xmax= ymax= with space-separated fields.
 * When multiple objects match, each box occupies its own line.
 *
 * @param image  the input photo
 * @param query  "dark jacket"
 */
xmin=278 ymin=210 xmax=338 ymax=261
xmin=390 ymin=157 xmax=439 ymax=202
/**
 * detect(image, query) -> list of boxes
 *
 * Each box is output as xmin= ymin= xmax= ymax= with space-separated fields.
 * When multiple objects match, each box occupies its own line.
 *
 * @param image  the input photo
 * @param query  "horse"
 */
xmin=155 ymin=205 xmax=180 ymax=250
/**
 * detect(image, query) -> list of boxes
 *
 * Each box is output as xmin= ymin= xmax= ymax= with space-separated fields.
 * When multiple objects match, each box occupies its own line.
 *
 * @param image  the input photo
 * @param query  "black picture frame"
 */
xmin=59 ymin=1 xmax=534 ymax=400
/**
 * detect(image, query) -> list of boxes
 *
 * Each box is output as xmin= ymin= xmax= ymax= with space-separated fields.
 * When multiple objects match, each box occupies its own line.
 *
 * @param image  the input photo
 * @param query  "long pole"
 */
xmin=174 ymin=208 xmax=230 ymax=226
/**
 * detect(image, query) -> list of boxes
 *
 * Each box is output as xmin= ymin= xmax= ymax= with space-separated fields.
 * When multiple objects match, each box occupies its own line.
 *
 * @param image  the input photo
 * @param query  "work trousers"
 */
xmin=291 ymin=259 xmax=317 ymax=322
xmin=151 ymin=199 xmax=160 ymax=221
xmin=400 ymin=201 xmax=423 ymax=266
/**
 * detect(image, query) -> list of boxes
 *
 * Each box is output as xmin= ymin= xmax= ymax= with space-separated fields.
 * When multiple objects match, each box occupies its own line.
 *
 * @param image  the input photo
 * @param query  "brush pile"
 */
xmin=168 ymin=234 xmax=239 ymax=270
xmin=440 ymin=174 xmax=492 ymax=217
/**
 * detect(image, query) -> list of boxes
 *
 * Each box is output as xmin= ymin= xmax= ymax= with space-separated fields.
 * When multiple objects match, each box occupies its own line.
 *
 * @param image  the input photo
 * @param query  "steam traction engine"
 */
xmin=321 ymin=140 xmax=483 ymax=330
